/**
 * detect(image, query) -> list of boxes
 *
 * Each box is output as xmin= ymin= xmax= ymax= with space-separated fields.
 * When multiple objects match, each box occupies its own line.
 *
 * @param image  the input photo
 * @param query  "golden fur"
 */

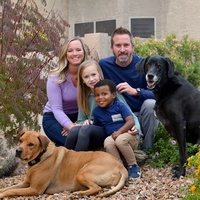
xmin=0 ymin=130 xmax=128 ymax=198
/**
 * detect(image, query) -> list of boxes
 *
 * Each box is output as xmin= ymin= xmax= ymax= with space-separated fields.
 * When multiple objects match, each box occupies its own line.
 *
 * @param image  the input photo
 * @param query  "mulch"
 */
xmin=0 ymin=161 xmax=195 ymax=200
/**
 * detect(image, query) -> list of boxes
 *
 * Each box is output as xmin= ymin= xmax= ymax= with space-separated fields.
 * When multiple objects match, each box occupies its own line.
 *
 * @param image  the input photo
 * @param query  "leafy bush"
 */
xmin=145 ymin=124 xmax=198 ymax=168
xmin=134 ymin=34 xmax=200 ymax=87
xmin=0 ymin=0 xmax=69 ymax=141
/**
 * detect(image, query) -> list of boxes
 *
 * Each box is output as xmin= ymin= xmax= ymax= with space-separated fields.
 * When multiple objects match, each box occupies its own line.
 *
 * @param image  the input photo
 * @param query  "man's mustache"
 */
xmin=118 ymin=52 xmax=128 ymax=56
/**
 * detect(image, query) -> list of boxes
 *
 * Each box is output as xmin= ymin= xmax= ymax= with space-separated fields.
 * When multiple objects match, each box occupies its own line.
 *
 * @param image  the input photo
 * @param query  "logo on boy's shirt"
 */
xmin=111 ymin=114 xmax=123 ymax=122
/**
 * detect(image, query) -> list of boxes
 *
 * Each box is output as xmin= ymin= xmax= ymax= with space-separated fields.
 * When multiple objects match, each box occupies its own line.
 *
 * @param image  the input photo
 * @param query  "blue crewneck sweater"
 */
xmin=99 ymin=55 xmax=155 ymax=112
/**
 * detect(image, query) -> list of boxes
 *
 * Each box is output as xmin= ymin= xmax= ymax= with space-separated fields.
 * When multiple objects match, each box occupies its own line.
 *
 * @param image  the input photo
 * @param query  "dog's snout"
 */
xmin=16 ymin=147 xmax=23 ymax=158
xmin=147 ymin=73 xmax=154 ymax=80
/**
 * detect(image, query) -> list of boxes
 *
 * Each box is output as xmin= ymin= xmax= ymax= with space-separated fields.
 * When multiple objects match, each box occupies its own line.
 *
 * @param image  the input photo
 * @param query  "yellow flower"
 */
xmin=190 ymin=185 xmax=196 ymax=193
xmin=195 ymin=170 xmax=199 ymax=177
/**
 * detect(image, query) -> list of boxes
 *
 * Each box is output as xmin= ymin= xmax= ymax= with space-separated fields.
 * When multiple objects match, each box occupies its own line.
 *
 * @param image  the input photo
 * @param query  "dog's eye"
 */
xmin=157 ymin=64 xmax=162 ymax=68
xmin=28 ymin=143 xmax=34 ymax=147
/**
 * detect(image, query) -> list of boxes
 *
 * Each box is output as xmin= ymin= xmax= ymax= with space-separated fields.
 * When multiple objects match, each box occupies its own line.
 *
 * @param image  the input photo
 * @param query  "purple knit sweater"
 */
xmin=43 ymin=73 xmax=78 ymax=129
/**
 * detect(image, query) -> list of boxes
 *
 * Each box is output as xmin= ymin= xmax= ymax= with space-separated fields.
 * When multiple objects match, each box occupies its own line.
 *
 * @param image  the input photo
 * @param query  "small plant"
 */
xmin=145 ymin=124 xmax=198 ymax=168
xmin=182 ymin=150 xmax=200 ymax=200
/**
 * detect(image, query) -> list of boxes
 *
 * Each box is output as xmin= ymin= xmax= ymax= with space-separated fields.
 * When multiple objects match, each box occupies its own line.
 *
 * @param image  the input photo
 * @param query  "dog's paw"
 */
xmin=171 ymin=166 xmax=185 ymax=178
xmin=171 ymin=166 xmax=179 ymax=174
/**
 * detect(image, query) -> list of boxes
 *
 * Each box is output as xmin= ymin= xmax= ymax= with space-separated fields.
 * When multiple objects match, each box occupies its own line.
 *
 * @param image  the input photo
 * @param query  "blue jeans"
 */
xmin=42 ymin=112 xmax=78 ymax=146
xmin=65 ymin=125 xmax=106 ymax=151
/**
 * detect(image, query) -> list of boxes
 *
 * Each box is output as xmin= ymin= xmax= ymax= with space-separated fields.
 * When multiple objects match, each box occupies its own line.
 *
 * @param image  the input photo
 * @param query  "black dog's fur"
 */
xmin=136 ymin=55 xmax=200 ymax=178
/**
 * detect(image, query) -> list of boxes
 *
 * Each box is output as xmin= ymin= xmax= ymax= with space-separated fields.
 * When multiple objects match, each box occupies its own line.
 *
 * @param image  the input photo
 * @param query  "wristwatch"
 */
xmin=136 ymin=88 xmax=141 ymax=96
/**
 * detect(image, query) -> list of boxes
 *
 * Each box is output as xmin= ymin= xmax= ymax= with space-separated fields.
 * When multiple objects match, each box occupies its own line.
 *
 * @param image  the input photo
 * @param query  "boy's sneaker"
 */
xmin=128 ymin=164 xmax=141 ymax=179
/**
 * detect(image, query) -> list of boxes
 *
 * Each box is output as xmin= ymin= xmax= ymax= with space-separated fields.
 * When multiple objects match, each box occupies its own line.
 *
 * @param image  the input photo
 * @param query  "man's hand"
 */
xmin=116 ymin=82 xmax=138 ymax=96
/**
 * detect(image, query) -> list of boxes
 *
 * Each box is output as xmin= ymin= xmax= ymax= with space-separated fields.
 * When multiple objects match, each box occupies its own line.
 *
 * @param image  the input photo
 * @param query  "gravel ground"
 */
xmin=0 ymin=161 xmax=195 ymax=200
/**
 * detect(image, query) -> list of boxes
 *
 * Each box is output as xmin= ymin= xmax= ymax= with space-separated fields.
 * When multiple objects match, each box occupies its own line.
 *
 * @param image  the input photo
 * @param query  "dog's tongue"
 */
xmin=147 ymin=81 xmax=155 ymax=89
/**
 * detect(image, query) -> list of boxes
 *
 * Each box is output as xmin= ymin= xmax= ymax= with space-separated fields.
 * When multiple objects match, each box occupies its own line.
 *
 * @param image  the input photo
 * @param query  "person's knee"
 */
xmin=78 ymin=125 xmax=91 ymax=138
xmin=141 ymin=99 xmax=156 ymax=115
xmin=104 ymin=136 xmax=114 ymax=148
xmin=115 ymin=135 xmax=128 ymax=146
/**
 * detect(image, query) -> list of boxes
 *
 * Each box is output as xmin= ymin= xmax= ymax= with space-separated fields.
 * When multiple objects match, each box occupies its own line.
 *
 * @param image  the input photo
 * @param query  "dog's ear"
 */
xmin=136 ymin=56 xmax=149 ymax=75
xmin=17 ymin=130 xmax=26 ymax=141
xmin=164 ymin=57 xmax=175 ymax=78
xmin=38 ymin=135 xmax=50 ymax=150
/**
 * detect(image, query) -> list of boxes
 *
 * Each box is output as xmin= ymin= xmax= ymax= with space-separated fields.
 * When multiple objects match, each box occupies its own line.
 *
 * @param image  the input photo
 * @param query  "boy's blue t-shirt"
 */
xmin=93 ymin=100 xmax=132 ymax=136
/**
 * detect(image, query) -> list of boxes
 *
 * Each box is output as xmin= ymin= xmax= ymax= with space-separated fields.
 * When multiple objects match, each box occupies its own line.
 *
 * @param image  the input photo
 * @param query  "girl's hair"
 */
xmin=49 ymin=37 xmax=89 ymax=83
xmin=77 ymin=59 xmax=104 ymax=115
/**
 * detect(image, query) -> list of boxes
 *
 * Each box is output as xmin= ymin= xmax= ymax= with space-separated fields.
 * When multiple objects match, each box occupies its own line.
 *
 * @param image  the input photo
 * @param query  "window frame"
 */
xmin=129 ymin=17 xmax=156 ymax=38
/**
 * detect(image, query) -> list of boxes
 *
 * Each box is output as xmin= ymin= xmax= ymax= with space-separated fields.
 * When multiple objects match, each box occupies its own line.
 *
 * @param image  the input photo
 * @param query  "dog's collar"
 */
xmin=28 ymin=149 xmax=46 ymax=166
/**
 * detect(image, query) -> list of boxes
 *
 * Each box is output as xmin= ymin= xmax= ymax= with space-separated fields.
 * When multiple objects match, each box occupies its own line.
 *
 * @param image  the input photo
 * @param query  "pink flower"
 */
xmin=171 ymin=140 xmax=176 ymax=145
xmin=155 ymin=152 xmax=159 ymax=156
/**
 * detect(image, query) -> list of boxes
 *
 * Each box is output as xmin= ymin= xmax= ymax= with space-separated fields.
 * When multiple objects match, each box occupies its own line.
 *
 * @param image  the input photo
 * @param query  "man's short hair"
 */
xmin=110 ymin=27 xmax=134 ymax=47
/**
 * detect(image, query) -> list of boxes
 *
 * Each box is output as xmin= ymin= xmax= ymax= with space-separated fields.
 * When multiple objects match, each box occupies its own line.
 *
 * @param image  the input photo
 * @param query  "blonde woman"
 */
xmin=42 ymin=37 xmax=88 ymax=146
xmin=65 ymin=59 xmax=141 ymax=151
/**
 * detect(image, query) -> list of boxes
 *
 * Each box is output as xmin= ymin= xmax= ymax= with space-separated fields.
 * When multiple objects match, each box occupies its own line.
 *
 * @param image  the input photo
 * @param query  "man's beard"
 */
xmin=115 ymin=52 xmax=131 ymax=63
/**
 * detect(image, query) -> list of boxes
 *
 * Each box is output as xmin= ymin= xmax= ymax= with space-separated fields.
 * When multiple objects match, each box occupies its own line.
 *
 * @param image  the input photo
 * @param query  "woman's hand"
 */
xmin=61 ymin=123 xmax=76 ymax=136
xmin=61 ymin=127 xmax=69 ymax=136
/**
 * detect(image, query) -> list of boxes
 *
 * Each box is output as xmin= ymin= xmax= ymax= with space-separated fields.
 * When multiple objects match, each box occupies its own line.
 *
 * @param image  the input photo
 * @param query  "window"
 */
xmin=131 ymin=18 xmax=155 ymax=38
xmin=74 ymin=22 xmax=94 ymax=37
xmin=96 ymin=20 xmax=116 ymax=36
xmin=74 ymin=20 xmax=116 ymax=37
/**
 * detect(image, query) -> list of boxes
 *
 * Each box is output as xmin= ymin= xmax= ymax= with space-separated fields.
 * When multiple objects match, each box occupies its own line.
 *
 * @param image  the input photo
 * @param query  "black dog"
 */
xmin=136 ymin=55 xmax=200 ymax=178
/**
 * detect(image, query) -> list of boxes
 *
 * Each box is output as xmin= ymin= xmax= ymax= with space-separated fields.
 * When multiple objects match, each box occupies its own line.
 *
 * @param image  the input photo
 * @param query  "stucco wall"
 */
xmin=38 ymin=0 xmax=200 ymax=40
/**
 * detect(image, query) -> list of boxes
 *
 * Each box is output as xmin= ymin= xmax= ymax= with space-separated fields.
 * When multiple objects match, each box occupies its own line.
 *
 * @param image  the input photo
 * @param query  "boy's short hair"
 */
xmin=94 ymin=79 xmax=116 ymax=93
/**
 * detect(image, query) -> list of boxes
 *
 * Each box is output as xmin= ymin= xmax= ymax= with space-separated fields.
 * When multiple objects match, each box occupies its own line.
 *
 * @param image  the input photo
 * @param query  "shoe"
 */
xmin=128 ymin=164 xmax=141 ymax=179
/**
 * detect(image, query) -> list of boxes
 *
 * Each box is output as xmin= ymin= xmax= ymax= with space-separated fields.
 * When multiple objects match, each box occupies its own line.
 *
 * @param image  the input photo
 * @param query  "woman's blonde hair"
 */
xmin=77 ymin=59 xmax=104 ymax=115
xmin=49 ymin=37 xmax=88 ymax=83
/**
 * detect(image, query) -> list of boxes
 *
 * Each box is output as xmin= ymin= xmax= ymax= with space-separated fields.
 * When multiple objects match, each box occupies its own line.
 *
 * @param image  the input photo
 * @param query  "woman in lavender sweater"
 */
xmin=42 ymin=37 xmax=88 ymax=146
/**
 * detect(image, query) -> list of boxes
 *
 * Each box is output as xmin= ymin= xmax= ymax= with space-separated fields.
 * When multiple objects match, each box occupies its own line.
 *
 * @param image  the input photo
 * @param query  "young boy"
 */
xmin=93 ymin=79 xmax=141 ymax=179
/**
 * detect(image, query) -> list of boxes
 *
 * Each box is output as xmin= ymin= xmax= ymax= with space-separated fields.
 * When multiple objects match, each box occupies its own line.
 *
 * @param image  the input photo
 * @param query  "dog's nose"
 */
xmin=147 ymin=73 xmax=154 ymax=80
xmin=16 ymin=147 xmax=23 ymax=158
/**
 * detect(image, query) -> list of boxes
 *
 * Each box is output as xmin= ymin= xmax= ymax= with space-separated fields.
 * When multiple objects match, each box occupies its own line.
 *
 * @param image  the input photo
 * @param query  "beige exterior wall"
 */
xmin=35 ymin=0 xmax=200 ymax=58
xmin=37 ymin=0 xmax=200 ymax=40
xmin=57 ymin=0 xmax=200 ymax=40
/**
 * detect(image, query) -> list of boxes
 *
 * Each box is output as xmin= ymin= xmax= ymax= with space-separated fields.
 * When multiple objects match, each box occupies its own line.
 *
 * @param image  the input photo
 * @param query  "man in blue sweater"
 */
xmin=99 ymin=27 xmax=159 ymax=150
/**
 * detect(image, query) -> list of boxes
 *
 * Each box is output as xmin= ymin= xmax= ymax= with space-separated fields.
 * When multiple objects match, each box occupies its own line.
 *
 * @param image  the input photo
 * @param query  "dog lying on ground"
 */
xmin=136 ymin=55 xmax=200 ymax=178
xmin=0 ymin=130 xmax=128 ymax=198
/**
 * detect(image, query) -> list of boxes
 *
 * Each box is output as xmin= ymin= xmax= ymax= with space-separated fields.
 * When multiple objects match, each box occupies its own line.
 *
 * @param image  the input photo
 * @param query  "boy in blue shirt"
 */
xmin=93 ymin=79 xmax=141 ymax=179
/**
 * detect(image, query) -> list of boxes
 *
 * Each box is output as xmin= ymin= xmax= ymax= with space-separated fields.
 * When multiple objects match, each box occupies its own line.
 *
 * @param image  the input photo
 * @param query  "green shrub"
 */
xmin=145 ymin=124 xmax=198 ymax=168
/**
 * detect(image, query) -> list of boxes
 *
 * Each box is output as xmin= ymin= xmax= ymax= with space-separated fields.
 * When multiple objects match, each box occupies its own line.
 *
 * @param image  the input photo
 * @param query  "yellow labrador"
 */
xmin=0 ymin=130 xmax=128 ymax=198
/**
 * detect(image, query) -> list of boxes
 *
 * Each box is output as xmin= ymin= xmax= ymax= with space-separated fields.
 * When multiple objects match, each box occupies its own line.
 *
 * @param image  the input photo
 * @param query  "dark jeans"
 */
xmin=42 ymin=112 xmax=78 ymax=146
xmin=64 ymin=125 xmax=106 ymax=151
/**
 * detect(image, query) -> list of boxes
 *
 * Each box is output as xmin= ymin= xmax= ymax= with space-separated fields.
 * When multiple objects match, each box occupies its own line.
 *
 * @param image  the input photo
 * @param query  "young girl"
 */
xmin=64 ymin=59 xmax=141 ymax=151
